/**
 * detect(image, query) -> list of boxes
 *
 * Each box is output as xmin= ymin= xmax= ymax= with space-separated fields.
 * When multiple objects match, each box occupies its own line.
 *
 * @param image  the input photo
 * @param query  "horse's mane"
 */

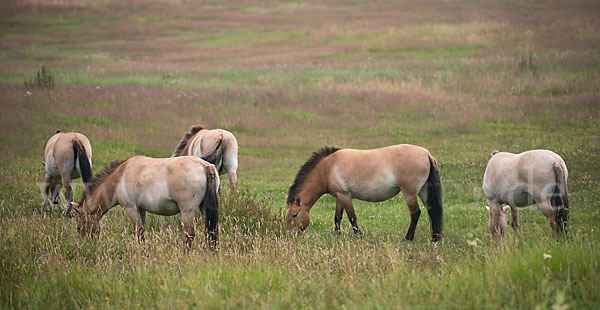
xmin=79 ymin=160 xmax=125 ymax=204
xmin=287 ymin=146 xmax=340 ymax=205
xmin=172 ymin=125 xmax=204 ymax=157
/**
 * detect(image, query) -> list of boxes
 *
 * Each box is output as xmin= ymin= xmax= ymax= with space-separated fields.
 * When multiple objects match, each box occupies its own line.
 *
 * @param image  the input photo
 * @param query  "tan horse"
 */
xmin=172 ymin=125 xmax=238 ymax=190
xmin=71 ymin=155 xmax=220 ymax=249
xmin=483 ymin=150 xmax=569 ymax=235
xmin=42 ymin=130 xmax=92 ymax=216
xmin=285 ymin=145 xmax=443 ymax=242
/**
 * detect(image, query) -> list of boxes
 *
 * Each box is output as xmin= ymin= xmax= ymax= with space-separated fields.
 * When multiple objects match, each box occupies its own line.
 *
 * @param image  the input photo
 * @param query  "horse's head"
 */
xmin=285 ymin=194 xmax=310 ymax=236
xmin=71 ymin=202 xmax=101 ymax=237
xmin=486 ymin=205 xmax=510 ymax=234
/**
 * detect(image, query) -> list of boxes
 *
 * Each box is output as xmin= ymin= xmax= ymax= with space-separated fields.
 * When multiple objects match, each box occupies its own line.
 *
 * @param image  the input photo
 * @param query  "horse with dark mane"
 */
xmin=285 ymin=144 xmax=443 ymax=242
xmin=172 ymin=125 xmax=238 ymax=190
xmin=71 ymin=155 xmax=220 ymax=250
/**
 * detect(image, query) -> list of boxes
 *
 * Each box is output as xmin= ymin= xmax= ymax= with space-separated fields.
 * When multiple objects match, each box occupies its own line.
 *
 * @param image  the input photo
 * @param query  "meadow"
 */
xmin=1 ymin=0 xmax=599 ymax=308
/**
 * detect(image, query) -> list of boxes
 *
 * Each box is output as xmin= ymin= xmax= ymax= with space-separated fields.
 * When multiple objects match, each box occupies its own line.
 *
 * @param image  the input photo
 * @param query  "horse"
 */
xmin=483 ymin=150 xmax=569 ymax=236
xmin=70 ymin=155 xmax=220 ymax=250
xmin=41 ymin=130 xmax=92 ymax=216
xmin=172 ymin=125 xmax=238 ymax=190
xmin=285 ymin=145 xmax=443 ymax=242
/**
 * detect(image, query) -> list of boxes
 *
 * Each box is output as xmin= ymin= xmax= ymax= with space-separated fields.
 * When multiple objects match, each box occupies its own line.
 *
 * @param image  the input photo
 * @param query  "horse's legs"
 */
xmin=538 ymin=200 xmax=558 ymax=232
xmin=487 ymin=200 xmax=507 ymax=236
xmin=124 ymin=206 xmax=146 ymax=247
xmin=228 ymin=171 xmax=237 ymax=191
xmin=334 ymin=198 xmax=345 ymax=234
xmin=337 ymin=193 xmax=361 ymax=237
xmin=43 ymin=174 xmax=52 ymax=213
xmin=406 ymin=193 xmax=421 ymax=241
xmin=61 ymin=175 xmax=74 ymax=217
xmin=181 ymin=210 xmax=196 ymax=250
xmin=509 ymin=205 xmax=520 ymax=233
xmin=50 ymin=178 xmax=62 ymax=205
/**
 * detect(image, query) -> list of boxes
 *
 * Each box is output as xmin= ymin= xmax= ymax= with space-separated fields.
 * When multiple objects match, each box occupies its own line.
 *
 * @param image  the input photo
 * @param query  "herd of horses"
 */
xmin=41 ymin=126 xmax=570 ymax=249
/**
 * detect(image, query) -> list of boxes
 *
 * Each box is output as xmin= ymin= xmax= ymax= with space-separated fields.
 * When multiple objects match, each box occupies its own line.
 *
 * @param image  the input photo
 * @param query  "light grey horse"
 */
xmin=483 ymin=150 xmax=569 ymax=235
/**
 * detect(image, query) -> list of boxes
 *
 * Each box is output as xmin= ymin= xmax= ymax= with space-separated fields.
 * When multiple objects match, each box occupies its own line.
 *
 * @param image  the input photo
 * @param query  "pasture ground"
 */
xmin=1 ymin=0 xmax=599 ymax=308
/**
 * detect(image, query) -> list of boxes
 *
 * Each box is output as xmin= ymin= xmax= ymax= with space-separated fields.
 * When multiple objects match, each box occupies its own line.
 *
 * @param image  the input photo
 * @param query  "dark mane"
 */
xmin=287 ymin=146 xmax=340 ymax=205
xmin=79 ymin=160 xmax=125 ymax=204
xmin=172 ymin=125 xmax=204 ymax=157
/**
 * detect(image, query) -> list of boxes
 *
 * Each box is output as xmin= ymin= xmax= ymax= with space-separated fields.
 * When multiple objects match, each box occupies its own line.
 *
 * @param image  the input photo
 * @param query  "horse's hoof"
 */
xmin=43 ymin=202 xmax=52 ymax=213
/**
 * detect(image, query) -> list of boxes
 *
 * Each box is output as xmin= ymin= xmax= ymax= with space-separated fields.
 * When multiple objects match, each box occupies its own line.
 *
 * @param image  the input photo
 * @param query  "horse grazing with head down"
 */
xmin=41 ymin=130 xmax=92 ymax=216
xmin=483 ymin=150 xmax=569 ymax=236
xmin=71 ymin=155 xmax=220 ymax=250
xmin=285 ymin=144 xmax=443 ymax=242
xmin=172 ymin=125 xmax=238 ymax=190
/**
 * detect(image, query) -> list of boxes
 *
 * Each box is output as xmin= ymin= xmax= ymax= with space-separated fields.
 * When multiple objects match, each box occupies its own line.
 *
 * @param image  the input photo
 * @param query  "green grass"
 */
xmin=1 ymin=0 xmax=600 ymax=308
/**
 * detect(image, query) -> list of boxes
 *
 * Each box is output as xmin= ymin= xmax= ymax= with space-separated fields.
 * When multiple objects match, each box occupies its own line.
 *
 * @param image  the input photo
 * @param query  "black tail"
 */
xmin=425 ymin=155 xmax=443 ymax=242
xmin=201 ymin=166 xmax=219 ymax=249
xmin=552 ymin=162 xmax=569 ymax=234
xmin=201 ymin=136 xmax=225 ymax=171
xmin=73 ymin=140 xmax=92 ymax=184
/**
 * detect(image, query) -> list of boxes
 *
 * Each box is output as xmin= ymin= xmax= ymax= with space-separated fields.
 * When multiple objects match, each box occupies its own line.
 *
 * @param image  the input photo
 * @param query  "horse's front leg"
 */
xmin=338 ymin=193 xmax=361 ymax=237
xmin=509 ymin=205 xmax=520 ymax=234
xmin=124 ymin=206 xmax=146 ymax=248
xmin=334 ymin=198 xmax=344 ymax=234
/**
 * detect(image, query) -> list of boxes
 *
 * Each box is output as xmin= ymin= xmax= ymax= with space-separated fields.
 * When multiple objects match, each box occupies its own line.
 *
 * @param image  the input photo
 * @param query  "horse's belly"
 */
xmin=350 ymin=183 xmax=401 ymax=202
xmin=502 ymin=189 xmax=534 ymax=207
xmin=139 ymin=198 xmax=180 ymax=216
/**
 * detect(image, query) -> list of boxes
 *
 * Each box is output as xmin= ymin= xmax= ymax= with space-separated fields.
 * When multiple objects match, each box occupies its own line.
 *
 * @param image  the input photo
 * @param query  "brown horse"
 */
xmin=42 ymin=130 xmax=92 ymax=216
xmin=70 ymin=155 xmax=220 ymax=249
xmin=285 ymin=144 xmax=443 ymax=242
xmin=172 ymin=125 xmax=238 ymax=190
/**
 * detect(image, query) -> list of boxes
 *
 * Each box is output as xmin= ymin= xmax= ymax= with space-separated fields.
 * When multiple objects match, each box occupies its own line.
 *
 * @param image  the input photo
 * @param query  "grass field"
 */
xmin=1 ymin=0 xmax=600 ymax=308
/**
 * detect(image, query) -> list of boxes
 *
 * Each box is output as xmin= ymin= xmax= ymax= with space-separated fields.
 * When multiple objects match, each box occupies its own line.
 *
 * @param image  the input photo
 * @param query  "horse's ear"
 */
xmin=502 ymin=205 xmax=511 ymax=213
xmin=295 ymin=195 xmax=301 ymax=205
xmin=40 ymin=160 xmax=45 ymax=167
xmin=485 ymin=206 xmax=490 ymax=211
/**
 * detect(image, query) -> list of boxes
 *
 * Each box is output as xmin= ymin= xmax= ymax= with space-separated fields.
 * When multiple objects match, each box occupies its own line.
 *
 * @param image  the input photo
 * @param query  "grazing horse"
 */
xmin=70 ymin=155 xmax=220 ymax=249
xmin=42 ymin=130 xmax=92 ymax=216
xmin=483 ymin=150 xmax=569 ymax=236
xmin=172 ymin=125 xmax=238 ymax=190
xmin=285 ymin=145 xmax=443 ymax=242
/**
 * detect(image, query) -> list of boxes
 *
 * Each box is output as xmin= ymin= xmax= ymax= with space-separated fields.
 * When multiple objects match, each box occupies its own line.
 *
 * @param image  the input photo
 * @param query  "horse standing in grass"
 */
xmin=285 ymin=145 xmax=443 ymax=242
xmin=71 ymin=155 xmax=220 ymax=249
xmin=483 ymin=150 xmax=569 ymax=236
xmin=42 ymin=130 xmax=92 ymax=216
xmin=172 ymin=125 xmax=238 ymax=190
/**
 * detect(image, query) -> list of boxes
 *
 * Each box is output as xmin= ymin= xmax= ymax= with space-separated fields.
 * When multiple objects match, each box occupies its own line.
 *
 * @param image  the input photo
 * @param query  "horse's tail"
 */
xmin=200 ymin=165 xmax=220 ymax=249
xmin=73 ymin=140 xmax=92 ymax=184
xmin=552 ymin=162 xmax=569 ymax=233
xmin=201 ymin=134 xmax=225 ymax=170
xmin=425 ymin=154 xmax=443 ymax=242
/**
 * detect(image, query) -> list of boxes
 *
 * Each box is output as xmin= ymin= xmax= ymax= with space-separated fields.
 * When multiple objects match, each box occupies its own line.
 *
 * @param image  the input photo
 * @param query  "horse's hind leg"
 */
xmin=61 ymin=175 xmax=73 ymax=217
xmin=406 ymin=192 xmax=422 ymax=241
xmin=181 ymin=210 xmax=197 ymax=250
xmin=228 ymin=171 xmax=237 ymax=191
xmin=538 ymin=200 xmax=564 ymax=234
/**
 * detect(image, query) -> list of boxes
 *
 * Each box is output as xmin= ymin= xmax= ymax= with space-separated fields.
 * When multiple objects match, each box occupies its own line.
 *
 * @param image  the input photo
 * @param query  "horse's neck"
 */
xmin=300 ymin=168 xmax=327 ymax=209
xmin=88 ymin=174 xmax=120 ymax=216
